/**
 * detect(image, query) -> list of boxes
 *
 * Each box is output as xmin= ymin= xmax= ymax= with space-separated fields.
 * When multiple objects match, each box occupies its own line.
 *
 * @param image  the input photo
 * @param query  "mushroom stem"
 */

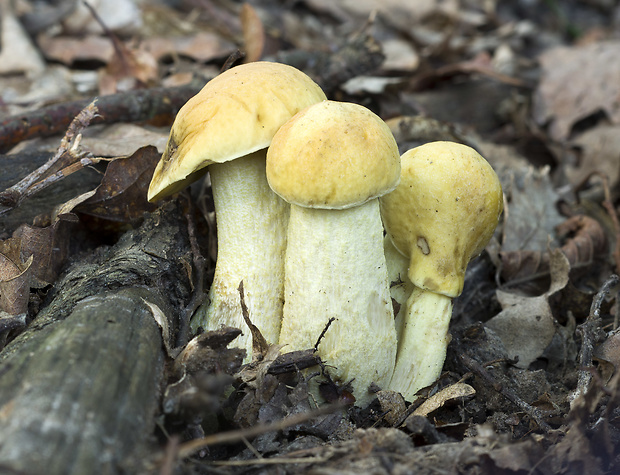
xmin=384 ymin=235 xmax=414 ymax=343
xmin=191 ymin=150 xmax=289 ymax=358
xmin=388 ymin=287 xmax=453 ymax=399
xmin=279 ymin=200 xmax=397 ymax=406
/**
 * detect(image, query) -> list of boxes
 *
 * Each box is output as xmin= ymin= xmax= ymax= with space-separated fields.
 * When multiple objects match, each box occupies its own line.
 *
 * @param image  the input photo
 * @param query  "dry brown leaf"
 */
xmin=413 ymin=383 xmax=476 ymax=418
xmin=241 ymin=3 xmax=265 ymax=63
xmin=487 ymin=249 xmax=570 ymax=368
xmin=0 ymin=0 xmax=45 ymax=74
xmin=12 ymin=219 xmax=68 ymax=288
xmin=98 ymin=41 xmax=159 ymax=95
xmin=75 ymin=146 xmax=160 ymax=222
xmin=593 ymin=329 xmax=620 ymax=383
xmin=501 ymin=165 xmax=565 ymax=253
xmin=37 ymin=35 xmax=114 ymax=65
xmin=376 ymin=390 xmax=407 ymax=426
xmin=568 ymin=124 xmax=620 ymax=189
xmin=0 ymin=238 xmax=33 ymax=316
xmin=500 ymin=215 xmax=608 ymax=284
xmin=80 ymin=123 xmax=169 ymax=157
xmin=142 ymin=32 xmax=236 ymax=64
xmin=381 ymin=38 xmax=420 ymax=72
xmin=486 ymin=292 xmax=557 ymax=368
xmin=305 ymin=0 xmax=436 ymax=32
xmin=61 ymin=0 xmax=142 ymax=35
xmin=533 ymin=41 xmax=620 ymax=141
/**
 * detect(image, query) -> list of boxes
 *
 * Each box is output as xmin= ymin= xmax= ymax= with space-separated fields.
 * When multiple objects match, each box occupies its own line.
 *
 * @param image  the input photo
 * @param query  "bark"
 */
xmin=0 ymin=201 xmax=193 ymax=475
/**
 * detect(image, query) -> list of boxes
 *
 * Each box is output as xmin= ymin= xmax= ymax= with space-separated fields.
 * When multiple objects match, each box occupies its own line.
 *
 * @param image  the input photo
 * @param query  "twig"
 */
xmin=460 ymin=353 xmax=553 ymax=433
xmin=211 ymin=456 xmax=331 ymax=466
xmin=570 ymin=274 xmax=620 ymax=407
xmin=82 ymin=1 xmax=131 ymax=73
xmin=314 ymin=317 xmax=336 ymax=352
xmin=0 ymin=101 xmax=100 ymax=216
xmin=221 ymin=50 xmax=245 ymax=72
xmin=176 ymin=404 xmax=342 ymax=459
xmin=158 ymin=435 xmax=180 ymax=475
xmin=0 ymin=85 xmax=201 ymax=153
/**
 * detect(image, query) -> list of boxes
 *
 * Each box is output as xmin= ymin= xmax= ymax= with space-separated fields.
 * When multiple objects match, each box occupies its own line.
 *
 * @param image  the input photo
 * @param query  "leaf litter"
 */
xmin=2 ymin=0 xmax=620 ymax=474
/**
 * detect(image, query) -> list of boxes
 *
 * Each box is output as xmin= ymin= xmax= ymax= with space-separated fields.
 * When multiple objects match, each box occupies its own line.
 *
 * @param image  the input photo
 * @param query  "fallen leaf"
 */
xmin=80 ymin=123 xmax=169 ymax=157
xmin=0 ymin=0 xmax=45 ymax=74
xmin=413 ymin=383 xmax=476 ymax=418
xmin=142 ymin=32 xmax=236 ymax=63
xmin=376 ymin=390 xmax=407 ymax=426
xmin=241 ymin=3 xmax=265 ymax=63
xmin=500 ymin=215 xmax=608 ymax=285
xmin=61 ymin=0 xmax=143 ymax=35
xmin=381 ymin=38 xmax=420 ymax=71
xmin=0 ymin=239 xmax=33 ymax=316
xmin=568 ymin=124 xmax=620 ymax=190
xmin=306 ymin=0 xmax=437 ymax=33
xmin=533 ymin=40 xmax=620 ymax=141
xmin=99 ymin=41 xmax=159 ymax=95
xmin=75 ymin=146 xmax=160 ymax=222
xmin=501 ymin=165 xmax=565 ymax=253
xmin=593 ymin=329 xmax=620 ymax=383
xmin=486 ymin=249 xmax=570 ymax=368
xmin=37 ymin=35 xmax=114 ymax=65
xmin=12 ymin=219 xmax=69 ymax=288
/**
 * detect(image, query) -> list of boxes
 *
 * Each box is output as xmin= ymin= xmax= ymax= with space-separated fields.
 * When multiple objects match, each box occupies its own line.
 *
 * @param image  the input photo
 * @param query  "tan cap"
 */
xmin=266 ymin=101 xmax=400 ymax=209
xmin=148 ymin=62 xmax=327 ymax=201
xmin=380 ymin=141 xmax=503 ymax=297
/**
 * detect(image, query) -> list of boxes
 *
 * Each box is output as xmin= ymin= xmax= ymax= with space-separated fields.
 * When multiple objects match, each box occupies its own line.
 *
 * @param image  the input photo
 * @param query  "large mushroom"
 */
xmin=266 ymin=100 xmax=400 ymax=406
xmin=380 ymin=141 xmax=503 ymax=401
xmin=148 ymin=62 xmax=326 ymax=358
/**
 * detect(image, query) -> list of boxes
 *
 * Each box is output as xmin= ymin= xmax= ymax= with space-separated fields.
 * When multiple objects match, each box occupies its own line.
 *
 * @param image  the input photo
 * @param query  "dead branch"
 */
xmin=0 ymin=84 xmax=202 ymax=153
xmin=569 ymin=274 xmax=620 ymax=408
xmin=0 ymin=101 xmax=100 ymax=216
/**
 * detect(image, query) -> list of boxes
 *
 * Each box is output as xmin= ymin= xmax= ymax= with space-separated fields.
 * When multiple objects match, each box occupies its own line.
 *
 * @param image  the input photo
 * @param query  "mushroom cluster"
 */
xmin=148 ymin=61 xmax=503 ymax=407
xmin=148 ymin=62 xmax=326 ymax=360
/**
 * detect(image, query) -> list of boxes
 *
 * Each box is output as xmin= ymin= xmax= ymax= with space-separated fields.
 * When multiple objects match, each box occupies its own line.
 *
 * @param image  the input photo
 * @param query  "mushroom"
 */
xmin=266 ymin=100 xmax=400 ymax=406
xmin=379 ymin=141 xmax=503 ymax=401
xmin=148 ymin=62 xmax=326 ymax=359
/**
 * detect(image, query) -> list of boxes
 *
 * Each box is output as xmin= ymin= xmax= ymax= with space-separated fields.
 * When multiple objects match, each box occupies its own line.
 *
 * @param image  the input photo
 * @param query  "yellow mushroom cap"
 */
xmin=266 ymin=101 xmax=401 ymax=209
xmin=148 ymin=62 xmax=327 ymax=201
xmin=379 ymin=141 xmax=503 ymax=298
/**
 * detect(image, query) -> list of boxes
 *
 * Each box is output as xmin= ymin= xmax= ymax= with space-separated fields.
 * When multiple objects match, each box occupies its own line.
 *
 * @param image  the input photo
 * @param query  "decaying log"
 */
xmin=0 ymin=201 xmax=193 ymax=474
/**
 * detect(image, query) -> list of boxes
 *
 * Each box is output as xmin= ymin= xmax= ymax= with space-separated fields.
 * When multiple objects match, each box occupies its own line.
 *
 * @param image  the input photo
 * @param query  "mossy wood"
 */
xmin=0 ymin=203 xmax=192 ymax=474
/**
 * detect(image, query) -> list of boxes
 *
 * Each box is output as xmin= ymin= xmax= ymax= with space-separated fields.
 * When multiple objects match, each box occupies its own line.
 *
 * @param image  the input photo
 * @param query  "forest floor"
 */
xmin=1 ymin=0 xmax=620 ymax=474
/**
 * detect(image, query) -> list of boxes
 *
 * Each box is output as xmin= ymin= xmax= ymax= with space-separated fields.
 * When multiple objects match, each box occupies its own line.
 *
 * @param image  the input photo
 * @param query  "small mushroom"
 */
xmin=380 ymin=141 xmax=503 ymax=401
xmin=266 ymin=100 xmax=400 ymax=406
xmin=148 ymin=62 xmax=326 ymax=358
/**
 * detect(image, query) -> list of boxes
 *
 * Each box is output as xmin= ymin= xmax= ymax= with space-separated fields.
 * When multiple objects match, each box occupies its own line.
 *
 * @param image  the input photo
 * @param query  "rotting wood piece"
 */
xmin=0 ymin=201 xmax=193 ymax=475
